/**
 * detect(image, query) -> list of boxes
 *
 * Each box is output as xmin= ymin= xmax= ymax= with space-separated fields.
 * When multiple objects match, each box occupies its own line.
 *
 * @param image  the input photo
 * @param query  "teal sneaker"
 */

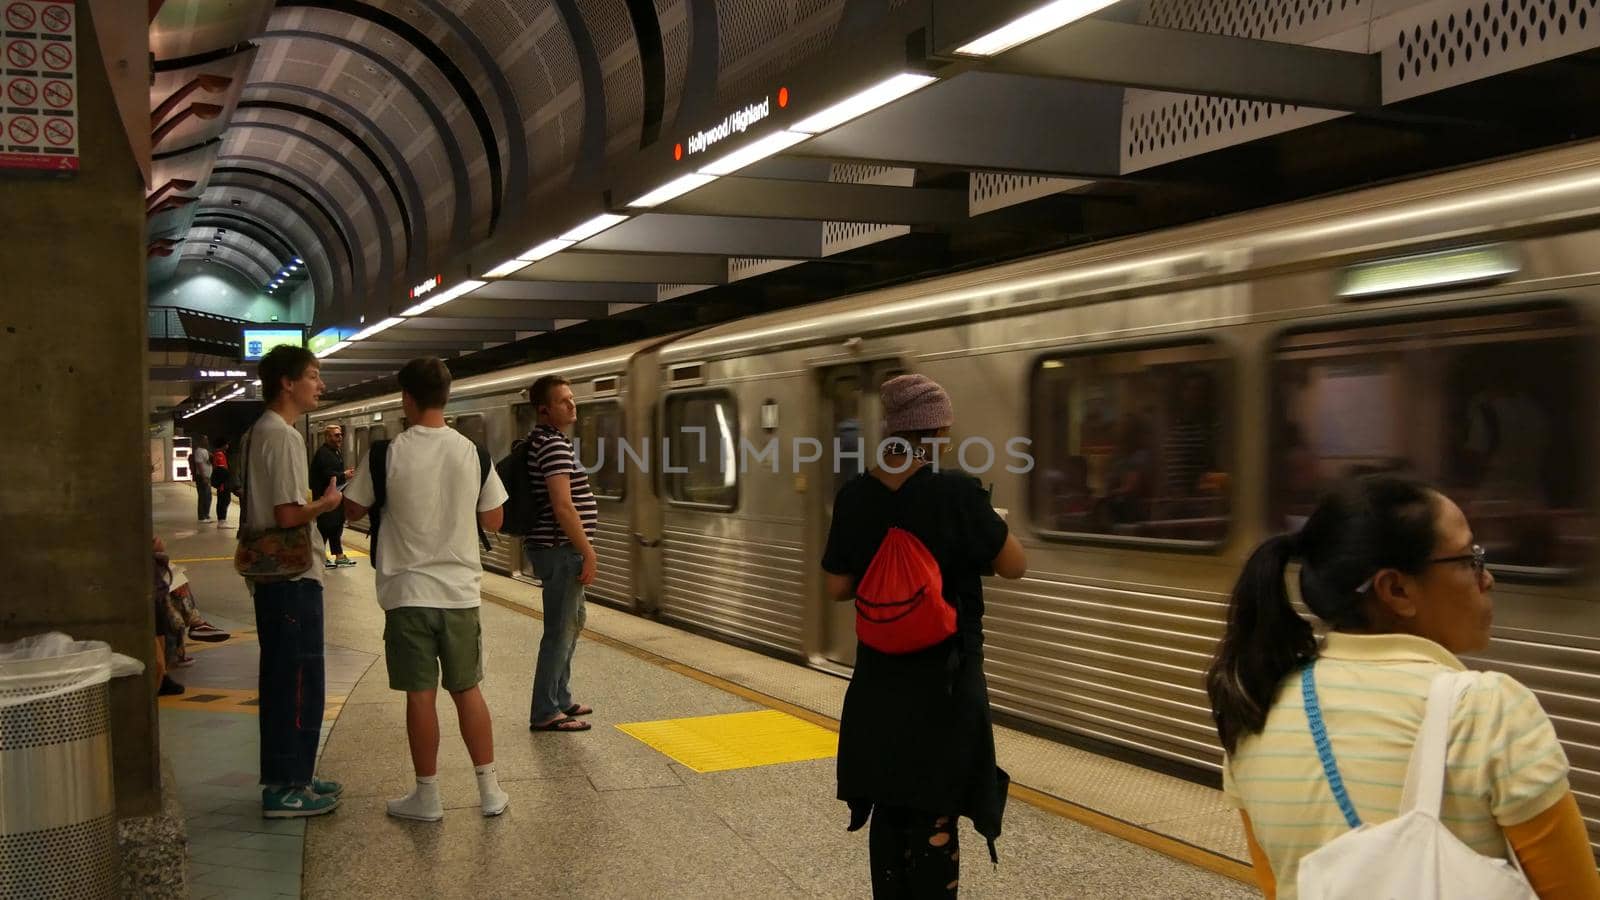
xmin=262 ymin=786 xmax=339 ymax=818
xmin=311 ymin=777 xmax=344 ymax=797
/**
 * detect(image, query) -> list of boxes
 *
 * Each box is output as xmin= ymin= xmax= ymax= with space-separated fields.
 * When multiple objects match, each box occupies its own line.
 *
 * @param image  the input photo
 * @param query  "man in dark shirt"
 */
xmin=523 ymin=375 xmax=598 ymax=733
xmin=310 ymin=424 xmax=355 ymax=568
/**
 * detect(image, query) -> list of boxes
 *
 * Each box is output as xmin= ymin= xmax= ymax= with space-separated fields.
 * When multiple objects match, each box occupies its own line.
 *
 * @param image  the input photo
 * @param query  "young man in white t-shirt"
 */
xmin=242 ymin=345 xmax=345 ymax=818
xmin=342 ymin=357 xmax=511 ymax=821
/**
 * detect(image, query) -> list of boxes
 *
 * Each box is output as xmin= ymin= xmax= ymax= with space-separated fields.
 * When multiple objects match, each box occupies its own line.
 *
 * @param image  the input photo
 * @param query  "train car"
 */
xmin=311 ymin=139 xmax=1600 ymax=847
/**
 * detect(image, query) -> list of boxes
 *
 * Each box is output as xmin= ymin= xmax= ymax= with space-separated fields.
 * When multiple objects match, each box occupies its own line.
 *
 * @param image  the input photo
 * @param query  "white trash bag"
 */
xmin=0 ymin=631 xmax=146 ymax=709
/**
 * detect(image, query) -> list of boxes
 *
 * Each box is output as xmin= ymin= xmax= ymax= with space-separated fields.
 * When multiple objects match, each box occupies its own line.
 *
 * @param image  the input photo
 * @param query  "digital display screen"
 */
xmin=242 ymin=329 xmax=304 ymax=361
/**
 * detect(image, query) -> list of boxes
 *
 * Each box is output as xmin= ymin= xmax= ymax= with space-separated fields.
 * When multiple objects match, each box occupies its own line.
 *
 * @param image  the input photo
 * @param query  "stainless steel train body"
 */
xmin=310 ymin=141 xmax=1600 ymax=845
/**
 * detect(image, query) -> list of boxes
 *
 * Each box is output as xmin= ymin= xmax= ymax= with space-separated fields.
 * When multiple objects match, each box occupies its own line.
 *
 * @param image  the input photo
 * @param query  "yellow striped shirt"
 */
xmin=1223 ymin=632 xmax=1570 ymax=898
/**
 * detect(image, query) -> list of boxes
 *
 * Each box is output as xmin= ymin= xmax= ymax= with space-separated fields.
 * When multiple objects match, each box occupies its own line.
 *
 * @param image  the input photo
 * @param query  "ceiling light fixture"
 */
xmin=628 ymin=173 xmax=718 ymax=208
xmin=954 ymin=0 xmax=1120 ymax=56
xmin=401 ymin=280 xmax=485 ymax=316
xmin=484 ymin=258 xmax=532 ymax=278
xmin=350 ymin=316 xmax=404 ymax=340
xmin=516 ymin=237 xmax=575 ymax=262
xmin=698 ymin=130 xmax=811 ymax=176
xmin=559 ymin=214 xmax=629 ymax=243
xmin=788 ymin=74 xmax=938 ymax=133
xmin=315 ymin=340 xmax=352 ymax=358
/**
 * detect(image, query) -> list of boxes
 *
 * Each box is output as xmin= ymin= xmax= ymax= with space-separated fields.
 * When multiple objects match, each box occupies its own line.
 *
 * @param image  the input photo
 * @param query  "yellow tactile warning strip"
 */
xmin=158 ymin=685 xmax=347 ymax=721
xmin=616 ymin=709 xmax=838 ymax=773
xmin=480 ymin=588 xmax=1255 ymax=886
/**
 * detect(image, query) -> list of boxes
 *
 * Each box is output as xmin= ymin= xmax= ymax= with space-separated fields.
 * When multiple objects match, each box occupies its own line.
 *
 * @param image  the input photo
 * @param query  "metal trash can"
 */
xmin=0 ymin=633 xmax=142 ymax=899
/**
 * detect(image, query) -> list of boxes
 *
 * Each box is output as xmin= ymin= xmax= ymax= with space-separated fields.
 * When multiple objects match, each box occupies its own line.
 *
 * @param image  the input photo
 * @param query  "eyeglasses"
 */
xmin=1354 ymin=544 xmax=1487 ymax=594
xmin=1428 ymin=544 xmax=1487 ymax=578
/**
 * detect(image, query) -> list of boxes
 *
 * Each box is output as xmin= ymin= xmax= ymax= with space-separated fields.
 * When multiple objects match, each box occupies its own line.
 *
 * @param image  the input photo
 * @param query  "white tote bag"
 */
xmin=1296 ymin=668 xmax=1534 ymax=900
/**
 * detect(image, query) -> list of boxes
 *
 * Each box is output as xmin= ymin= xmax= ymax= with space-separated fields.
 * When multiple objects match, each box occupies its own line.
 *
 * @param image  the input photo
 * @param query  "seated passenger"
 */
xmin=823 ymin=374 xmax=1027 ymax=898
xmin=1207 ymin=476 xmax=1600 ymax=899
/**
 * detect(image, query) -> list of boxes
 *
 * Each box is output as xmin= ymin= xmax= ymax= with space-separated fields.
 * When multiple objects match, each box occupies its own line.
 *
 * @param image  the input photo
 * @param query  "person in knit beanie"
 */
xmin=880 ymin=374 xmax=954 ymax=462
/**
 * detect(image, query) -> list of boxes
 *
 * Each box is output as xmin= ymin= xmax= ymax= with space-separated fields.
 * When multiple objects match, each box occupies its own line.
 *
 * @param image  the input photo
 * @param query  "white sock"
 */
xmin=386 ymin=775 xmax=443 ymax=822
xmin=476 ymin=764 xmax=509 ymax=817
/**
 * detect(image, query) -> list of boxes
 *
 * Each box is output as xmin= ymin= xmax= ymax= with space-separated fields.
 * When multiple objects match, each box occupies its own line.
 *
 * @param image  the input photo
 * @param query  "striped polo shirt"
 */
xmin=523 ymin=424 xmax=598 ymax=549
xmin=1223 ymin=632 xmax=1570 ymax=898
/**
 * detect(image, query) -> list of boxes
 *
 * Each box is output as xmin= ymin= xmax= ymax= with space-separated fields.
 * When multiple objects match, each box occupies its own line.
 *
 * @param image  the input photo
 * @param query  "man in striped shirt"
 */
xmin=524 ymin=375 xmax=599 ymax=733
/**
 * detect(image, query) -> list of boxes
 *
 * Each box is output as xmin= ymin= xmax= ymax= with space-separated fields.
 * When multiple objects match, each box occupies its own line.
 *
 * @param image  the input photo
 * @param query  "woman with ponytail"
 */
xmin=1208 ymin=476 xmax=1598 ymax=899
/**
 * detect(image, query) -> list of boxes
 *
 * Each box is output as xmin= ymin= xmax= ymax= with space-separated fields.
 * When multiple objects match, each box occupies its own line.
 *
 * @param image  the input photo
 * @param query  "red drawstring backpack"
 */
xmin=854 ymin=526 xmax=957 ymax=653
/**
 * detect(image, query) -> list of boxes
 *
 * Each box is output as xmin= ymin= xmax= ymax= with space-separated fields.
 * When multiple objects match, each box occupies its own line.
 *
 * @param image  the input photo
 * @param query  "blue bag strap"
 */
xmin=1302 ymin=664 xmax=1363 ymax=829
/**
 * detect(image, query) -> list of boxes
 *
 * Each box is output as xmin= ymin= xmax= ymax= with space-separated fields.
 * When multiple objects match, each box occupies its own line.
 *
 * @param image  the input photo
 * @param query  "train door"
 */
xmin=814 ymin=360 xmax=904 ymax=668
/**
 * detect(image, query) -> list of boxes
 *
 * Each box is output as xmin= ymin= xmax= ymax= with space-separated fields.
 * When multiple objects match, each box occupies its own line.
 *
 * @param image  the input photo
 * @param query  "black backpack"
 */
xmin=368 ymin=440 xmax=493 ymax=569
xmin=494 ymin=437 xmax=544 ymax=537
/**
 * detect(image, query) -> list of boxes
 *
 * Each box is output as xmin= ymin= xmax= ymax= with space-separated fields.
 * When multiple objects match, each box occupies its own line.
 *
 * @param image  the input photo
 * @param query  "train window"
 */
xmin=1030 ymin=341 xmax=1231 ymax=544
xmin=352 ymin=426 xmax=368 ymax=464
xmin=369 ymin=424 xmax=387 ymax=442
xmin=455 ymin=414 xmax=488 ymax=450
xmin=1271 ymin=306 xmax=1594 ymax=574
xmin=664 ymin=391 xmax=738 ymax=509
xmin=575 ymin=402 xmax=625 ymax=500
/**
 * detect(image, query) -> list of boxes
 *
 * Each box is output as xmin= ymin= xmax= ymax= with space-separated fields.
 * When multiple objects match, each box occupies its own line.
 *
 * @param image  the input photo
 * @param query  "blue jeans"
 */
xmin=253 ymin=579 xmax=325 ymax=786
xmin=527 ymin=544 xmax=586 ymax=723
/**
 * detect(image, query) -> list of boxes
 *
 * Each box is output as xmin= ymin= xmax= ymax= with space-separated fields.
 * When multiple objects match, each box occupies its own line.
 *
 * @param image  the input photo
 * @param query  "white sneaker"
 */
xmin=386 ymin=781 xmax=443 ymax=822
xmin=481 ymin=787 xmax=510 ymax=817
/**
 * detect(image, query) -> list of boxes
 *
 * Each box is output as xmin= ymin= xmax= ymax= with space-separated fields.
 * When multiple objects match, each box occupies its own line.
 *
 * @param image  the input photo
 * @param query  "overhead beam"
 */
xmin=650 ymin=176 xmax=969 ymax=225
xmin=581 ymin=215 xmax=823 ymax=259
xmin=982 ymin=20 xmax=1380 ymax=111
xmin=514 ymin=251 xmax=729 ymax=285
xmin=396 ymin=317 xmax=558 ymax=332
xmin=369 ymin=327 xmax=514 ymax=343
xmin=441 ymin=299 xmax=611 ymax=320
xmin=471 ymin=280 xmax=657 ymax=302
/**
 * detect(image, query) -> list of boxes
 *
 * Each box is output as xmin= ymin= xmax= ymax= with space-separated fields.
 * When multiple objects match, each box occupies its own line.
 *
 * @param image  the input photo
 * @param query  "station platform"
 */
xmin=150 ymin=482 xmax=1256 ymax=899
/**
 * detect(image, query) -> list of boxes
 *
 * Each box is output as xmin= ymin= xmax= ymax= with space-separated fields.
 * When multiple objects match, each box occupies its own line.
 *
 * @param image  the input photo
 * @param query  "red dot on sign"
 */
xmin=673 ymin=143 xmax=682 ymax=161
xmin=778 ymin=87 xmax=789 ymax=109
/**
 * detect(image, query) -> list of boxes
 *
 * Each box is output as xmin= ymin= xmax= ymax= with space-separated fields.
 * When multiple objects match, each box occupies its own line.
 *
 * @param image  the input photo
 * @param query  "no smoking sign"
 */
xmin=1 ymin=1 xmax=78 ymax=173
xmin=4 ymin=1 xmax=36 ymax=29
xmin=7 ymin=77 xmax=37 ymax=108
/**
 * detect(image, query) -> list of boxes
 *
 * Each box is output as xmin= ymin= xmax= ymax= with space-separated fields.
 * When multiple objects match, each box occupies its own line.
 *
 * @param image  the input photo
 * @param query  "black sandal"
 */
xmin=563 ymin=704 xmax=594 ymax=717
xmin=529 ymin=716 xmax=590 ymax=732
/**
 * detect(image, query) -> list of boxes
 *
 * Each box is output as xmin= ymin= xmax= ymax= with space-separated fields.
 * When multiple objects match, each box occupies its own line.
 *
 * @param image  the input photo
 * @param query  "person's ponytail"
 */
xmin=1205 ymin=533 xmax=1315 ymax=755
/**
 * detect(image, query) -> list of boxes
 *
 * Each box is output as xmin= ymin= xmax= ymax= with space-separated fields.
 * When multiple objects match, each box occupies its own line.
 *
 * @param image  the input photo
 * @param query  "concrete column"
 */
xmin=0 ymin=4 xmax=158 ymax=816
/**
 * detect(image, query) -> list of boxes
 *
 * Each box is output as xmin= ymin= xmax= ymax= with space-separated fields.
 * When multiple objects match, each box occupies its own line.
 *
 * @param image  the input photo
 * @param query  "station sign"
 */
xmin=408 ymin=274 xmax=443 ymax=299
xmin=198 ymin=368 xmax=248 ymax=378
xmin=674 ymin=88 xmax=789 ymax=162
xmin=1 ymin=0 xmax=79 ymax=174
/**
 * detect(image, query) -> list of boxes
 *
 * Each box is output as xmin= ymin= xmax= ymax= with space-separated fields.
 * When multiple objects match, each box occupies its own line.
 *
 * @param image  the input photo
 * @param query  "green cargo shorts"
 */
xmin=383 ymin=606 xmax=483 ymax=693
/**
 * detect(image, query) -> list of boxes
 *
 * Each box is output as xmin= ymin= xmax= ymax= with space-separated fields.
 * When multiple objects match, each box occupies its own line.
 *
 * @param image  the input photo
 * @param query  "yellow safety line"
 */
xmin=478 ymin=588 xmax=1254 ymax=886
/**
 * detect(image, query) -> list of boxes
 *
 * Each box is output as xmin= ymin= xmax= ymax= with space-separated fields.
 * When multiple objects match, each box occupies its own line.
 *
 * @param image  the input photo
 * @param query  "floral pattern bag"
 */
xmin=232 ymin=426 xmax=314 ymax=582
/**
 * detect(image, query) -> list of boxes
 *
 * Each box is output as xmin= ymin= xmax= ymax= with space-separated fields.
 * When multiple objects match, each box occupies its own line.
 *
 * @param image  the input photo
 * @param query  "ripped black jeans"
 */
xmin=868 ymin=806 xmax=960 ymax=899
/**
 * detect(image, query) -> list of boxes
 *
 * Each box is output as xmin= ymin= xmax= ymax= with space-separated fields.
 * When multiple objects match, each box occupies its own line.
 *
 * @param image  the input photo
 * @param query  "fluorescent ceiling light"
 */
xmin=350 ymin=316 xmax=404 ymax=340
xmin=629 ymin=173 xmax=718 ymax=208
xmin=315 ymin=341 xmax=352 ymax=358
xmin=559 ymin=214 xmax=629 ymax=243
xmin=294 ymin=256 xmax=303 ymax=264
xmin=483 ymin=258 xmax=532 ymax=278
xmin=401 ymin=280 xmax=485 ymax=316
xmin=290 ymin=264 xmax=299 ymax=270
xmin=954 ymin=0 xmax=1120 ymax=56
xmin=516 ymin=238 xmax=574 ymax=262
xmin=698 ymin=130 xmax=810 ymax=176
xmin=182 ymin=385 xmax=247 ymax=418
xmin=789 ymin=74 xmax=938 ymax=134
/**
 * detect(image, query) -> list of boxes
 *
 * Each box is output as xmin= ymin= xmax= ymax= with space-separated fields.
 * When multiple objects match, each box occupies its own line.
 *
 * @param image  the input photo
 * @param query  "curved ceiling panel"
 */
xmin=714 ymin=0 xmax=845 ymax=103
xmin=150 ymin=0 xmax=275 ymax=61
xmin=150 ymin=48 xmax=257 ymax=155
xmin=228 ymin=108 xmax=413 ymax=275
xmin=192 ymin=213 xmax=300 ymax=265
xmin=655 ymin=0 xmax=690 ymax=134
xmin=181 ymin=232 xmax=277 ymax=285
xmin=220 ymin=125 xmax=397 ymax=288
xmin=575 ymin=0 xmax=644 ymax=158
xmin=201 ymin=183 xmax=346 ymax=307
xmin=452 ymin=0 xmax=586 ymax=187
xmin=251 ymin=29 xmax=473 ymax=251
xmin=240 ymin=86 xmax=433 ymax=265
xmin=212 ymin=161 xmax=372 ymax=305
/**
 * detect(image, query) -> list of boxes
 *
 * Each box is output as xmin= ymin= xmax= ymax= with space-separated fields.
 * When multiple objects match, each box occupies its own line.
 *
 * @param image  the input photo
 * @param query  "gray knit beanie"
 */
xmin=881 ymin=374 xmax=953 ymax=434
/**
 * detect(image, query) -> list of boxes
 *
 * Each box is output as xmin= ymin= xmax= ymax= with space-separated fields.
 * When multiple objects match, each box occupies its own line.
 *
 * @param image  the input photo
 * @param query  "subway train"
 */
xmin=308 ymin=139 xmax=1600 ymax=847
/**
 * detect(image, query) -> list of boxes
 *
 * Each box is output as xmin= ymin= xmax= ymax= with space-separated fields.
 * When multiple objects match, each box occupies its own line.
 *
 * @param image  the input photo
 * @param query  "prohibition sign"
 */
xmin=40 ymin=4 xmax=71 ymax=33
xmin=6 ymin=39 xmax=37 ymax=70
xmin=42 ymin=79 xmax=69 ymax=108
xmin=4 ymin=2 xmax=36 ymax=30
xmin=7 ymin=77 xmax=37 ymax=107
xmin=9 ymin=115 xmax=38 ymax=144
xmin=41 ymin=41 xmax=71 ymax=72
xmin=43 ymin=116 xmax=71 ymax=146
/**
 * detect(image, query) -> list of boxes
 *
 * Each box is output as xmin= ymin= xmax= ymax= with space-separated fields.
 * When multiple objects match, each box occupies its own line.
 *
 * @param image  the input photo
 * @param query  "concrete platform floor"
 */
xmin=152 ymin=481 xmax=1257 ymax=898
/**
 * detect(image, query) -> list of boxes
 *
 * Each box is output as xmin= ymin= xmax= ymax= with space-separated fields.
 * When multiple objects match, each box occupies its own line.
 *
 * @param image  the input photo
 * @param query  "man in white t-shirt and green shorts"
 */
xmin=343 ymin=357 xmax=511 ymax=822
